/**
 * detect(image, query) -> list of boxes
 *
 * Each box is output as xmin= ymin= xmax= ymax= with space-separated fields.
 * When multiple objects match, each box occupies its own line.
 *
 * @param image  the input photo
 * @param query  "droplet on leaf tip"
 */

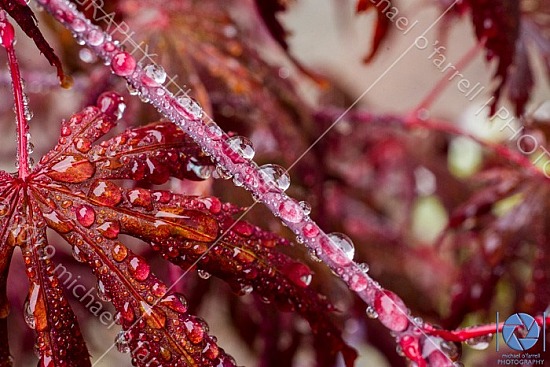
xmin=60 ymin=74 xmax=74 ymax=89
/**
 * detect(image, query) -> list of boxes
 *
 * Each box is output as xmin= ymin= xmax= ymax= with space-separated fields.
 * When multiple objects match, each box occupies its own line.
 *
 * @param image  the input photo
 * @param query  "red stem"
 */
xmin=423 ymin=315 xmax=550 ymax=342
xmin=0 ymin=12 xmax=30 ymax=179
xmin=411 ymin=37 xmax=487 ymax=115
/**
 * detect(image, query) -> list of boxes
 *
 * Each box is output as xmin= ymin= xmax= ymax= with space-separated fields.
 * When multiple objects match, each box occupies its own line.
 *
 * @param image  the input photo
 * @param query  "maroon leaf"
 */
xmin=253 ymin=0 xmax=327 ymax=84
xmin=466 ymin=0 xmax=520 ymax=114
xmin=16 ymin=91 xmax=354 ymax=365
xmin=20 ymin=210 xmax=90 ymax=367
xmin=356 ymin=0 xmax=392 ymax=62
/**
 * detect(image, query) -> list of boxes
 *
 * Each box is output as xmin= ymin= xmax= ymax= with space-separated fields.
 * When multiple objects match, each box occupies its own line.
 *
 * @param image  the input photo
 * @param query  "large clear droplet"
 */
xmin=176 ymin=96 xmax=203 ymax=119
xmin=278 ymin=199 xmax=304 ymax=223
xmin=259 ymin=164 xmax=290 ymax=191
xmin=226 ymin=136 xmax=255 ymax=160
xmin=144 ymin=64 xmax=167 ymax=84
xmin=327 ymin=232 xmax=355 ymax=262
xmin=465 ymin=334 xmax=493 ymax=350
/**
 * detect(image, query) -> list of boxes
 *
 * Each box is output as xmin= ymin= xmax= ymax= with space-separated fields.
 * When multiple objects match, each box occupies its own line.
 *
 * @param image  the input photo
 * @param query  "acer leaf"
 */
xmin=9 ymin=91 xmax=353 ymax=365
xmin=356 ymin=0 xmax=392 ymax=63
xmin=24 ymin=97 xmax=235 ymax=366
xmin=465 ymin=0 xmax=520 ymax=114
xmin=20 ymin=213 xmax=90 ymax=366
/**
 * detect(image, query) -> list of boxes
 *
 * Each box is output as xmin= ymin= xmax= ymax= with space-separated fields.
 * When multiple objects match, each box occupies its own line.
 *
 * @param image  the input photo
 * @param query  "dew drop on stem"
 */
xmin=226 ymin=136 xmax=255 ymax=160
xmin=279 ymin=199 xmax=304 ymax=223
xmin=325 ymin=232 xmax=355 ymax=265
xmin=465 ymin=334 xmax=493 ymax=350
xmin=366 ymin=306 xmax=378 ymax=319
xmin=259 ymin=164 xmax=290 ymax=191
xmin=111 ymin=51 xmax=136 ymax=77
xmin=144 ymin=64 xmax=167 ymax=85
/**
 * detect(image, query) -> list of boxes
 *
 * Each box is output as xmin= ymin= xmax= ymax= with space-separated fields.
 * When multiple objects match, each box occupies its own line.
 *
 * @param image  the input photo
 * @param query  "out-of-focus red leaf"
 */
xmin=252 ymin=0 xmax=327 ymax=84
xmin=356 ymin=0 xmax=392 ymax=62
xmin=507 ymin=36 xmax=533 ymax=117
xmin=466 ymin=0 xmax=520 ymax=114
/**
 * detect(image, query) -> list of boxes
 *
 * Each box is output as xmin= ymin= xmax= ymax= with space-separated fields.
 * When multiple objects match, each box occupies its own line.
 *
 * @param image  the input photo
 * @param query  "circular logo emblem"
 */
xmin=502 ymin=313 xmax=540 ymax=351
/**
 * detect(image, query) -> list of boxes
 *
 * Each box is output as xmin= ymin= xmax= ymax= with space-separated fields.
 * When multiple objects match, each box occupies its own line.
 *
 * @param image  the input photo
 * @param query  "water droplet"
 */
xmin=86 ymin=28 xmax=105 ymax=46
xmin=97 ymin=91 xmax=125 ymax=120
xmin=0 ymin=202 xmax=10 ymax=217
xmin=465 ymin=334 xmax=493 ymax=350
xmin=302 ymin=222 xmax=319 ymax=238
xmin=47 ymin=154 xmax=95 ymax=183
xmin=226 ymin=136 xmax=255 ymax=160
xmin=286 ymin=263 xmax=312 ymax=288
xmin=197 ymin=269 xmax=211 ymax=280
xmin=71 ymin=18 xmax=86 ymax=32
xmin=161 ymin=294 xmax=188 ymax=313
xmin=176 ymin=96 xmax=203 ymax=119
xmin=349 ymin=273 xmax=368 ymax=292
xmin=0 ymin=22 xmax=14 ymax=49
xmin=325 ymin=232 xmax=355 ymax=265
xmin=128 ymin=256 xmax=150 ymax=281
xmin=373 ymin=290 xmax=409 ymax=331
xmin=111 ymin=52 xmax=136 ymax=76
xmin=24 ymin=298 xmax=36 ymax=329
xmin=115 ymin=331 xmax=130 ymax=353
xmin=72 ymin=246 xmax=85 ymax=263
xmin=395 ymin=344 xmax=405 ymax=357
xmin=278 ymin=199 xmax=304 ymax=223
xmin=239 ymin=284 xmax=253 ymax=295
xmin=187 ymin=157 xmax=213 ymax=179
xmin=97 ymin=280 xmax=111 ymax=302
xmin=60 ymin=125 xmax=72 ymax=137
xmin=112 ymin=243 xmax=128 ymax=262
xmin=144 ymin=64 xmax=167 ymax=84
xmin=298 ymin=201 xmax=311 ymax=215
xmin=366 ymin=306 xmax=378 ymax=319
xmin=126 ymin=82 xmax=139 ymax=95
xmin=88 ymin=180 xmax=122 ymax=206
xmin=184 ymin=319 xmax=206 ymax=344
xmin=75 ymin=205 xmax=95 ymax=227
xmin=259 ymin=164 xmax=290 ymax=191
xmin=119 ymin=301 xmax=134 ymax=323
xmin=97 ymin=221 xmax=120 ymax=239
xmin=359 ymin=263 xmax=370 ymax=273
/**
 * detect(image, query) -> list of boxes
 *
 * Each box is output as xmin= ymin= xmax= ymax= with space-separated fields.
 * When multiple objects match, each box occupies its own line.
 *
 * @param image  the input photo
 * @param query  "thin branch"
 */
xmin=0 ymin=11 xmax=30 ymax=179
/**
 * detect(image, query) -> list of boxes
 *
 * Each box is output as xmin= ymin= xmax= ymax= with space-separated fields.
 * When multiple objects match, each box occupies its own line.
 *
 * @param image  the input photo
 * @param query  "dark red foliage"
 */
xmin=465 ymin=0 xmax=520 ymax=115
xmin=0 ymin=94 xmax=354 ymax=366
